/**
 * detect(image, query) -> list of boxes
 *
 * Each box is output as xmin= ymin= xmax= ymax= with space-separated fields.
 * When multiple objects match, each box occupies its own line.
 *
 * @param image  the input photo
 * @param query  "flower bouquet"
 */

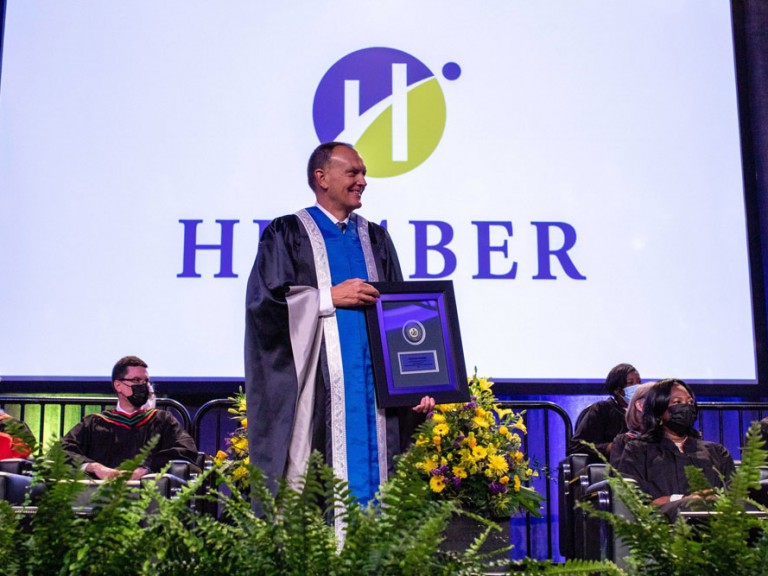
xmin=213 ymin=389 xmax=251 ymax=488
xmin=403 ymin=371 xmax=542 ymax=517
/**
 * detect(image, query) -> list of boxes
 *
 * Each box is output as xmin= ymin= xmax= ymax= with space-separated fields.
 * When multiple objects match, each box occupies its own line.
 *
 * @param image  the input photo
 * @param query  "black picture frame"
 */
xmin=365 ymin=280 xmax=470 ymax=408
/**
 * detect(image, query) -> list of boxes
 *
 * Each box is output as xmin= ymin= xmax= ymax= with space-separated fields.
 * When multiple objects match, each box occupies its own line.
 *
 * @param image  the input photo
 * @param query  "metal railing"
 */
xmin=192 ymin=398 xmax=238 ymax=456
xmin=497 ymin=401 xmax=573 ymax=561
xmin=697 ymin=402 xmax=768 ymax=458
xmin=0 ymin=395 xmax=191 ymax=449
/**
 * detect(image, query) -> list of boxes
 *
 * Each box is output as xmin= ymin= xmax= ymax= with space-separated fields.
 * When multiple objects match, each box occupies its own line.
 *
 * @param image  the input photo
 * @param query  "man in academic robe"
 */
xmin=244 ymin=142 xmax=434 ymax=506
xmin=61 ymin=355 xmax=198 ymax=480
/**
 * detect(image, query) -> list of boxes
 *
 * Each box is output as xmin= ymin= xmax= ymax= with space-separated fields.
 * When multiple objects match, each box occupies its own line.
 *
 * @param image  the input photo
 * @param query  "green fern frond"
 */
xmin=510 ymin=557 xmax=627 ymax=575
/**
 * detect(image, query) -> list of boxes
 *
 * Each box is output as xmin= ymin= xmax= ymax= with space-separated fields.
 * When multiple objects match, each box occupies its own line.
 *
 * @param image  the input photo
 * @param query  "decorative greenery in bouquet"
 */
xmin=403 ymin=370 xmax=543 ymax=517
xmin=213 ymin=389 xmax=251 ymax=489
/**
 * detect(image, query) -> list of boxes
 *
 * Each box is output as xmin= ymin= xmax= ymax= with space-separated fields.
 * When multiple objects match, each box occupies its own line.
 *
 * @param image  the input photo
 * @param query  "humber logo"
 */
xmin=312 ymin=47 xmax=461 ymax=177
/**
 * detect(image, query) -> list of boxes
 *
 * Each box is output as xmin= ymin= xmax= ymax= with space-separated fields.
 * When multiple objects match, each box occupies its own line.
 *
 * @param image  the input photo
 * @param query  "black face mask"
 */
xmin=126 ymin=383 xmax=150 ymax=409
xmin=665 ymin=403 xmax=697 ymax=435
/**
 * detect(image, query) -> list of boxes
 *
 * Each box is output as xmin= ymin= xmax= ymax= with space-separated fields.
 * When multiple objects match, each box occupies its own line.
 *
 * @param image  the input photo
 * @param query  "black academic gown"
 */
xmin=568 ymin=396 xmax=627 ymax=460
xmin=244 ymin=211 xmax=419 ymax=496
xmin=617 ymin=434 xmax=735 ymax=501
xmin=61 ymin=409 xmax=198 ymax=472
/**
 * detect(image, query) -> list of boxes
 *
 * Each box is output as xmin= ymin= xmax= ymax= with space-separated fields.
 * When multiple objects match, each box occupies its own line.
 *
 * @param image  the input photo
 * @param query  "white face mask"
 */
xmin=623 ymin=384 xmax=640 ymax=402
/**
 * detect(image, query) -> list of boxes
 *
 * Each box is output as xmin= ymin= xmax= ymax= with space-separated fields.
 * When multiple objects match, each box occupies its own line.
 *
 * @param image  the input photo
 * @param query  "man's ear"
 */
xmin=112 ymin=380 xmax=121 ymax=395
xmin=314 ymin=168 xmax=327 ymax=191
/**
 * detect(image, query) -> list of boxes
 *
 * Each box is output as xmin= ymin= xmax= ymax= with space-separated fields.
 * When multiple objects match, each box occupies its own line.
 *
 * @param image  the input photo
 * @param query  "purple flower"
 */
xmin=489 ymin=481 xmax=508 ymax=495
xmin=451 ymin=476 xmax=462 ymax=489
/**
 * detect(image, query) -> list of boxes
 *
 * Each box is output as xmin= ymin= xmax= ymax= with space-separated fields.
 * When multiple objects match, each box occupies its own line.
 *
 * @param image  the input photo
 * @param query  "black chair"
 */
xmin=572 ymin=463 xmax=608 ymax=559
xmin=0 ymin=471 xmax=33 ymax=505
xmin=0 ymin=458 xmax=34 ymax=476
xmin=558 ymin=453 xmax=591 ymax=558
xmin=581 ymin=475 xmax=638 ymax=570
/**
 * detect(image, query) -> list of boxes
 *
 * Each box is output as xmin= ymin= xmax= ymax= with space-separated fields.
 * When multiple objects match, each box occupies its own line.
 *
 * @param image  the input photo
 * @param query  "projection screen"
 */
xmin=0 ymin=0 xmax=757 ymax=385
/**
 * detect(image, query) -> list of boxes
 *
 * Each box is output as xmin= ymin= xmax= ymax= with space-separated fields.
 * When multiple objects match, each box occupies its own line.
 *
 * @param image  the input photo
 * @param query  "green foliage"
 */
xmin=509 ymin=557 xmax=627 ymax=575
xmin=0 ymin=500 xmax=21 ymax=576
xmin=2 ymin=440 xmax=540 ymax=575
xmin=581 ymin=421 xmax=768 ymax=576
xmin=62 ymin=441 xmax=160 ymax=576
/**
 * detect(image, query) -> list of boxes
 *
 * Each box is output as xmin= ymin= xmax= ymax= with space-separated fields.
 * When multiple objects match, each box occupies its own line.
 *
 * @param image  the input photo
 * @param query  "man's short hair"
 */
xmin=112 ymin=355 xmax=148 ymax=382
xmin=306 ymin=141 xmax=355 ymax=191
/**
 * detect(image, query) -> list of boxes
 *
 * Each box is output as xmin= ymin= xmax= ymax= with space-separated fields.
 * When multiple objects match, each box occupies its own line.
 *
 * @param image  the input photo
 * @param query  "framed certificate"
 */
xmin=365 ymin=280 xmax=470 ymax=408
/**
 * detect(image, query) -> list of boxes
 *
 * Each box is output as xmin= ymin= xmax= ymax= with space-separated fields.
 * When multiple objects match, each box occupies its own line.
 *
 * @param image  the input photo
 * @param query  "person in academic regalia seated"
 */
xmin=0 ymin=410 xmax=34 ymax=459
xmin=609 ymin=381 xmax=655 ymax=467
xmin=617 ymin=378 xmax=734 ymax=520
xmin=61 ymin=355 xmax=198 ymax=480
xmin=568 ymin=363 xmax=641 ymax=460
xmin=244 ymin=142 xmax=435 ymax=503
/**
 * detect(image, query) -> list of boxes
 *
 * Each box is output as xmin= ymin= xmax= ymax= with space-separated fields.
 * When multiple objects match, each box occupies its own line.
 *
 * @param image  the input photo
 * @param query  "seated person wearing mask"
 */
xmin=61 ymin=355 xmax=198 ymax=480
xmin=609 ymin=381 xmax=655 ymax=467
xmin=617 ymin=378 xmax=734 ymax=519
xmin=568 ymin=363 xmax=641 ymax=460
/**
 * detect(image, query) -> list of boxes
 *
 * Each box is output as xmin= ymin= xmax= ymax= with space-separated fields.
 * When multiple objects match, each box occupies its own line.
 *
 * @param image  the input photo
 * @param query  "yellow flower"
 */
xmin=494 ymin=404 xmax=513 ymax=418
xmin=241 ymin=417 xmax=248 ymax=429
xmin=430 ymin=475 xmax=446 ymax=493
xmin=500 ymin=476 xmax=510 ymax=485
xmin=433 ymin=423 xmax=450 ymax=437
xmin=512 ymin=451 xmax=524 ymax=464
xmin=513 ymin=475 xmax=521 ymax=492
xmin=431 ymin=413 xmax=446 ymax=423
xmin=214 ymin=450 xmax=228 ymax=465
xmin=488 ymin=454 xmax=509 ymax=475
xmin=472 ymin=445 xmax=487 ymax=460
xmin=498 ymin=425 xmax=509 ymax=435
xmin=472 ymin=415 xmax=491 ymax=428
xmin=465 ymin=433 xmax=477 ymax=448
xmin=230 ymin=435 xmax=248 ymax=454
xmin=436 ymin=403 xmax=459 ymax=413
xmin=238 ymin=397 xmax=247 ymax=414
xmin=477 ymin=377 xmax=493 ymax=392
xmin=421 ymin=456 xmax=439 ymax=472
xmin=452 ymin=466 xmax=468 ymax=479
xmin=233 ymin=465 xmax=249 ymax=482
xmin=416 ymin=434 xmax=429 ymax=446
xmin=511 ymin=417 xmax=527 ymax=434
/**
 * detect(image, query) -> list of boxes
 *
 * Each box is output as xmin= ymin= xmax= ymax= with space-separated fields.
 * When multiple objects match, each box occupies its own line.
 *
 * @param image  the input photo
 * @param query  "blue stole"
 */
xmin=307 ymin=207 xmax=380 ymax=503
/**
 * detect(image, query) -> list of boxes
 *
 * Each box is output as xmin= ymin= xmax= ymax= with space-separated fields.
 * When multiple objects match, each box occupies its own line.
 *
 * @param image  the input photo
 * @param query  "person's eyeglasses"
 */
xmin=119 ymin=378 xmax=152 ymax=387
